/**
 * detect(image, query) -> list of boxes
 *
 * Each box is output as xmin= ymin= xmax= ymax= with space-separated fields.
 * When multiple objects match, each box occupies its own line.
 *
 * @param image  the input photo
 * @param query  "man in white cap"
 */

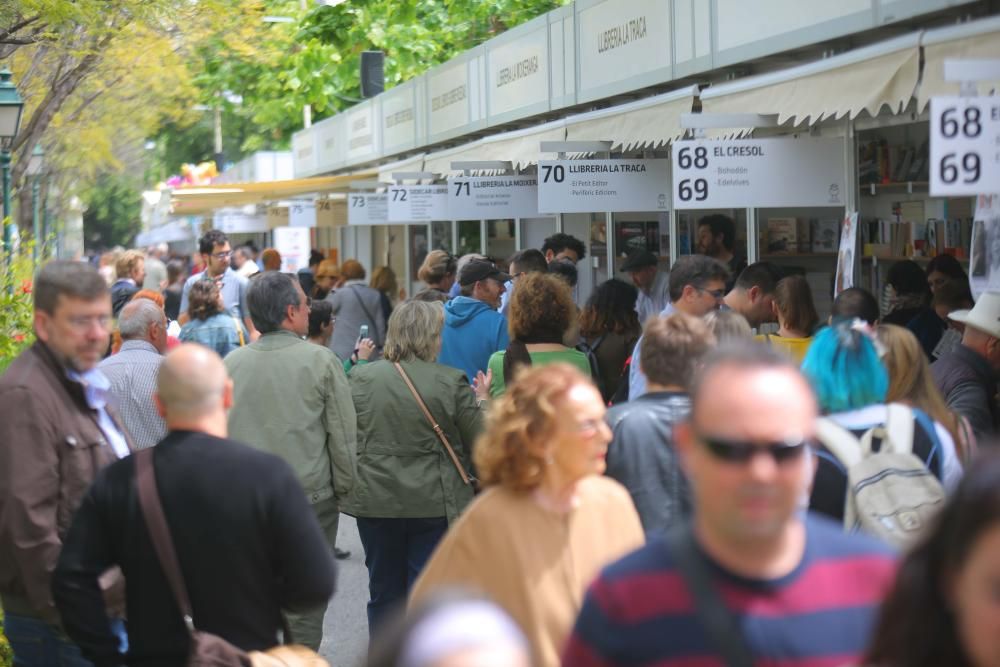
xmin=931 ymin=290 xmax=1000 ymax=441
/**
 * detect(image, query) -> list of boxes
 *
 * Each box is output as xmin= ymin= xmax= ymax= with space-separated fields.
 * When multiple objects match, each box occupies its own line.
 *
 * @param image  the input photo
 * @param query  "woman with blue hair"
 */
xmin=801 ymin=319 xmax=945 ymax=523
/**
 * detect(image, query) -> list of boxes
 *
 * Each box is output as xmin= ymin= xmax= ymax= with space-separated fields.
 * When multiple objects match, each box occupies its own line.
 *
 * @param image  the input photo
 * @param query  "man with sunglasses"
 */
xmin=628 ymin=254 xmax=729 ymax=399
xmin=565 ymin=345 xmax=896 ymax=667
xmin=178 ymin=229 xmax=259 ymax=342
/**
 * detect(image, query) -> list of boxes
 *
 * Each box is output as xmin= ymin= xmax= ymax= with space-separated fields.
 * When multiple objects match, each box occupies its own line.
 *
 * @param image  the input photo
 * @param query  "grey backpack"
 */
xmin=814 ymin=403 xmax=945 ymax=548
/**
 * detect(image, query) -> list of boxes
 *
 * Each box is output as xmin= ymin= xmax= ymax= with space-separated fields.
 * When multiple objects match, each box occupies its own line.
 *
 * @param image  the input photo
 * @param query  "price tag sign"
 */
xmin=537 ymin=159 xmax=670 ymax=213
xmin=387 ymin=185 xmax=450 ymax=222
xmin=930 ymin=97 xmax=1000 ymax=197
xmin=347 ymin=193 xmax=389 ymax=225
xmin=289 ymin=201 xmax=316 ymax=228
xmin=671 ymin=138 xmax=846 ymax=209
xmin=447 ymin=175 xmax=539 ymax=219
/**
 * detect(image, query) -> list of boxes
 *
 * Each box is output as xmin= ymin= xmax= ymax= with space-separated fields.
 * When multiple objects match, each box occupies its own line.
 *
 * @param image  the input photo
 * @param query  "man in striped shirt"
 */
xmin=564 ymin=344 xmax=897 ymax=667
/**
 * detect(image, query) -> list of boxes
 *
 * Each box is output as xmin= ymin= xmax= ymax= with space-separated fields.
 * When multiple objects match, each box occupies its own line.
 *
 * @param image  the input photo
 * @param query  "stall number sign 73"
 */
xmin=674 ymin=146 xmax=709 ymax=202
xmin=930 ymin=97 xmax=999 ymax=197
xmin=350 ymin=195 xmax=366 ymax=208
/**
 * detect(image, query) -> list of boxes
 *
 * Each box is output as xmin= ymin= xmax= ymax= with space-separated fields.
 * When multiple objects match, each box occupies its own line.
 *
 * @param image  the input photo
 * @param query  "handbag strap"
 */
xmin=669 ymin=526 xmax=754 ymax=667
xmin=134 ymin=448 xmax=197 ymax=633
xmin=348 ymin=285 xmax=380 ymax=341
xmin=393 ymin=362 xmax=473 ymax=486
xmin=232 ymin=316 xmax=246 ymax=347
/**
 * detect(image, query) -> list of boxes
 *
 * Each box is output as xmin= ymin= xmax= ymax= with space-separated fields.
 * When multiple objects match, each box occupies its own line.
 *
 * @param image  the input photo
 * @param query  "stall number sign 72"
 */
xmin=390 ymin=188 xmax=408 ymax=202
xmin=930 ymin=97 xmax=1000 ymax=197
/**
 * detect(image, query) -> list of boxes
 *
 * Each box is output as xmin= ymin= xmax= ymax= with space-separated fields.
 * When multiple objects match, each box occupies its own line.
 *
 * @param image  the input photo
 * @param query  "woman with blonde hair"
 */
xmin=878 ymin=323 xmax=973 ymax=474
xmin=410 ymin=364 xmax=644 ymax=667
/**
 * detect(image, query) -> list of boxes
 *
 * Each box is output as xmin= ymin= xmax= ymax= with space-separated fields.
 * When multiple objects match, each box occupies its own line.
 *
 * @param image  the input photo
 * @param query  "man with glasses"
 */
xmin=224 ymin=272 xmax=356 ymax=650
xmin=178 ymin=229 xmax=259 ymax=342
xmin=564 ymin=344 xmax=896 ymax=667
xmin=0 ymin=261 xmax=133 ymax=665
xmin=628 ymin=254 xmax=729 ymax=399
xmin=499 ymin=248 xmax=547 ymax=316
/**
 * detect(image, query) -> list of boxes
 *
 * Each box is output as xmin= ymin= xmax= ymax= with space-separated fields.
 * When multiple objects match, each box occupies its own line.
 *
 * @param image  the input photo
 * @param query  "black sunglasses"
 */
xmin=698 ymin=433 xmax=811 ymax=465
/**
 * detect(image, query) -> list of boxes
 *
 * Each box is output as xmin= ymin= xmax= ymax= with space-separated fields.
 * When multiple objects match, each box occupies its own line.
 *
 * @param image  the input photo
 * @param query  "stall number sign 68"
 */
xmin=930 ymin=97 xmax=999 ymax=197
xmin=675 ymin=146 xmax=709 ymax=202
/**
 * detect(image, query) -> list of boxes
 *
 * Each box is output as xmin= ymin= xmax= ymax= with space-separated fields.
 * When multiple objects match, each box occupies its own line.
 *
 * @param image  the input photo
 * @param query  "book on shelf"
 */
xmin=810 ymin=218 xmax=840 ymax=253
xmin=858 ymin=138 xmax=929 ymax=185
xmin=859 ymin=216 xmax=973 ymax=260
xmin=766 ymin=218 xmax=799 ymax=254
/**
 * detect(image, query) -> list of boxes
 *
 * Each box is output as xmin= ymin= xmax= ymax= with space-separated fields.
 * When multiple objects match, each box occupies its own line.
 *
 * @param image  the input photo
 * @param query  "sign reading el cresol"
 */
xmin=671 ymin=138 xmax=846 ymax=209
xmin=347 ymin=193 xmax=389 ymax=225
xmin=448 ymin=175 xmax=539 ymax=219
xmin=387 ymin=185 xmax=450 ymax=222
xmin=537 ymin=159 xmax=670 ymax=213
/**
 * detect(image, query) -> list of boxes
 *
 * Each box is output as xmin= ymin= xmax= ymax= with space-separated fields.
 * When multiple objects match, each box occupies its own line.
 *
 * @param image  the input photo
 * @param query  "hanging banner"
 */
xmin=387 ymin=185 xmax=450 ymax=222
xmin=347 ymin=193 xmax=389 ymax=225
xmin=537 ymin=159 xmax=670 ymax=213
xmin=273 ymin=226 xmax=311 ymax=273
xmin=671 ymin=138 xmax=846 ymax=209
xmin=969 ymin=194 xmax=1000 ymax=300
xmin=930 ymin=97 xmax=1000 ymax=197
xmin=316 ymin=199 xmax=346 ymax=228
xmin=266 ymin=205 xmax=289 ymax=229
xmin=447 ymin=175 xmax=539 ymax=219
xmin=834 ymin=212 xmax=858 ymax=296
xmin=289 ymin=201 xmax=316 ymax=228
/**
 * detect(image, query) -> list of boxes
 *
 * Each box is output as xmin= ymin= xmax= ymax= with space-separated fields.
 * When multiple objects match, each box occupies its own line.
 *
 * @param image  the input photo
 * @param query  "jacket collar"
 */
xmin=956 ymin=344 xmax=997 ymax=382
xmin=30 ymin=341 xmax=96 ymax=415
xmin=118 ymin=339 xmax=161 ymax=355
xmin=253 ymin=329 xmax=304 ymax=349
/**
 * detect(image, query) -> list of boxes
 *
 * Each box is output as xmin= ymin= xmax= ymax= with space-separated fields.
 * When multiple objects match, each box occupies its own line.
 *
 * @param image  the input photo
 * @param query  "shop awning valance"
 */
xmin=423 ymin=119 xmax=567 ymax=176
xmin=136 ymin=220 xmax=195 ymax=246
xmin=378 ymin=154 xmax=425 ymax=183
xmin=700 ymin=33 xmax=921 ymax=128
xmin=918 ymin=15 xmax=1000 ymax=110
xmin=564 ymin=85 xmax=699 ymax=151
xmin=170 ymin=172 xmax=374 ymax=215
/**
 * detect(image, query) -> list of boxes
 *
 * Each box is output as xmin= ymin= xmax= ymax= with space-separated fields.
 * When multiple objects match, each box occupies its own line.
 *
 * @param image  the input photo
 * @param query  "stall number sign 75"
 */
xmin=674 ymin=146 xmax=709 ymax=202
xmin=930 ymin=97 xmax=998 ymax=197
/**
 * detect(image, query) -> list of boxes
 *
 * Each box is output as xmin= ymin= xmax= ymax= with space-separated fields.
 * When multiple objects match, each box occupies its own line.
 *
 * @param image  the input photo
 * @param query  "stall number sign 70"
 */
xmin=930 ymin=97 xmax=999 ymax=197
xmin=675 ymin=147 xmax=709 ymax=202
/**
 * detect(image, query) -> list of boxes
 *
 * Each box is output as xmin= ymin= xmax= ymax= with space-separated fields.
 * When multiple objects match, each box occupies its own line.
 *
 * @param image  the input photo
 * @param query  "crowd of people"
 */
xmin=1 ymin=215 xmax=999 ymax=667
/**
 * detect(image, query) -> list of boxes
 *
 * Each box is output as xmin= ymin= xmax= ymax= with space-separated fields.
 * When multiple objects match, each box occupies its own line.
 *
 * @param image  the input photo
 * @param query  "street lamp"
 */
xmin=0 ymin=67 xmax=25 ymax=263
xmin=26 ymin=144 xmax=44 ymax=262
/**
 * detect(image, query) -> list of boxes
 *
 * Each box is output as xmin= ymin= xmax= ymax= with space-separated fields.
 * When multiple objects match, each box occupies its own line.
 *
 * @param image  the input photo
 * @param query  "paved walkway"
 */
xmin=320 ymin=514 xmax=369 ymax=667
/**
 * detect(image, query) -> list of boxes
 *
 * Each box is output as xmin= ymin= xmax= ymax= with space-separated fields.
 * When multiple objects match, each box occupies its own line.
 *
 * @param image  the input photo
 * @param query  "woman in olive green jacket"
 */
xmin=343 ymin=299 xmax=489 ymax=636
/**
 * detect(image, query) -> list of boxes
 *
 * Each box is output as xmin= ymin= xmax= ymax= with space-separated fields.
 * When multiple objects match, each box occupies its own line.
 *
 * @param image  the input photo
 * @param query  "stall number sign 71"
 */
xmin=930 ymin=97 xmax=1000 ymax=197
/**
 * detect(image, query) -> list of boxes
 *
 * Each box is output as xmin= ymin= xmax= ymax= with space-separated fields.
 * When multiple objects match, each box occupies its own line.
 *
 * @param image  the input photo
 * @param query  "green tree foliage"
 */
xmin=81 ymin=173 xmax=143 ymax=250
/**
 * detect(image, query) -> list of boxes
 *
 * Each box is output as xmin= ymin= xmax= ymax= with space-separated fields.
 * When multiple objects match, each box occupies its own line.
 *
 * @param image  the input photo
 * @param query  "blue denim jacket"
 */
xmin=178 ymin=313 xmax=245 ymax=358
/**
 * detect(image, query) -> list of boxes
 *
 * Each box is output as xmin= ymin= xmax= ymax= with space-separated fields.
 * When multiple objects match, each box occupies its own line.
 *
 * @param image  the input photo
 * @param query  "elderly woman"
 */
xmin=344 ymin=300 xmax=488 ymax=637
xmin=410 ymin=364 xmax=645 ymax=667
xmin=487 ymin=272 xmax=592 ymax=397
xmin=178 ymin=278 xmax=246 ymax=357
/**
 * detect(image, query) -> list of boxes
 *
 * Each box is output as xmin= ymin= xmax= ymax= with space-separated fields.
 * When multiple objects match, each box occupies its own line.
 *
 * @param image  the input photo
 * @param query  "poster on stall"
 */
xmin=969 ymin=195 xmax=1000 ymax=300
xmin=834 ymin=212 xmax=858 ymax=296
xmin=273 ymin=226 xmax=311 ymax=273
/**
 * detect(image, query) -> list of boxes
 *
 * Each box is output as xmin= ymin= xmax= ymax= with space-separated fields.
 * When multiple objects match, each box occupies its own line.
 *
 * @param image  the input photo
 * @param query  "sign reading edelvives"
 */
xmin=671 ymin=138 xmax=846 ymax=209
xmin=930 ymin=96 xmax=1000 ymax=197
xmin=537 ymin=159 xmax=670 ymax=213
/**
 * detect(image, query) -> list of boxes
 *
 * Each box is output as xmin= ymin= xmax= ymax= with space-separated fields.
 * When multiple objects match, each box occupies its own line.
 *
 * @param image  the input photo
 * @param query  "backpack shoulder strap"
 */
xmin=814 ymin=416 xmax=865 ymax=467
xmin=883 ymin=403 xmax=916 ymax=455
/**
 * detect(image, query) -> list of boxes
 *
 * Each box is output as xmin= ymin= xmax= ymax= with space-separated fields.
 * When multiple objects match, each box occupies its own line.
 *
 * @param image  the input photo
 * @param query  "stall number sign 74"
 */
xmin=675 ymin=146 xmax=710 ymax=202
xmin=930 ymin=97 xmax=1000 ymax=197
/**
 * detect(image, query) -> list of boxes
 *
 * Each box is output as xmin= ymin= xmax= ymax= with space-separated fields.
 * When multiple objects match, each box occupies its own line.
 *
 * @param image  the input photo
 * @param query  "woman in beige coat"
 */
xmin=410 ymin=363 xmax=645 ymax=667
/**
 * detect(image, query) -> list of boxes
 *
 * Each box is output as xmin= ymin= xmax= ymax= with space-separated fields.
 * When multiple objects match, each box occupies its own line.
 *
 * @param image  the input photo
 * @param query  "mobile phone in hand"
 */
xmin=359 ymin=324 xmax=369 ymax=339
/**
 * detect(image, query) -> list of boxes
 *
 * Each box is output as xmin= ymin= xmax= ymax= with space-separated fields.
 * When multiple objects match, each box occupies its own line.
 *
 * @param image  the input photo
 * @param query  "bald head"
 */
xmin=156 ymin=345 xmax=231 ymax=425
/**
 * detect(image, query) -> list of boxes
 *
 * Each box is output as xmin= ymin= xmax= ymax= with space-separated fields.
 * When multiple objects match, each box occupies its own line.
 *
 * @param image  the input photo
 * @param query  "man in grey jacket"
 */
xmin=605 ymin=313 xmax=716 ymax=537
xmin=224 ymin=271 xmax=357 ymax=650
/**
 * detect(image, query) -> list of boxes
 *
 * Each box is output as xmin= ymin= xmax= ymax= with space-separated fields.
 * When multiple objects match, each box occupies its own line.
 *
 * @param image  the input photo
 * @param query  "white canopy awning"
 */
xmin=136 ymin=220 xmax=195 ymax=246
xmin=423 ymin=119 xmax=567 ymax=176
xmin=918 ymin=15 xmax=1000 ymax=109
xmin=564 ymin=85 xmax=699 ymax=151
xmin=700 ymin=32 xmax=921 ymax=127
xmin=377 ymin=153 xmax=426 ymax=183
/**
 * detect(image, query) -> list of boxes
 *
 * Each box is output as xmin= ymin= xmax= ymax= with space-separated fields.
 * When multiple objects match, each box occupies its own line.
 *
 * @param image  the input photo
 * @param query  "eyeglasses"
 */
xmin=697 ymin=432 xmax=811 ymax=465
xmin=698 ymin=287 xmax=726 ymax=300
xmin=67 ymin=314 xmax=112 ymax=331
xmin=211 ymin=251 xmax=232 ymax=260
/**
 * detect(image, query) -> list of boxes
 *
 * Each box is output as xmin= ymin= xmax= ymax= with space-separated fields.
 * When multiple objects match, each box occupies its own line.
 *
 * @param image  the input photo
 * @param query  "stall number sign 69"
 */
xmin=675 ymin=146 xmax=709 ymax=202
xmin=930 ymin=97 xmax=999 ymax=197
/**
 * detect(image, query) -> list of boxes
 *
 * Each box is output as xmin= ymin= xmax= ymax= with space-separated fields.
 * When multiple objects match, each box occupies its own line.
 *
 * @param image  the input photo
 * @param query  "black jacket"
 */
xmin=931 ymin=344 xmax=999 ymax=441
xmin=52 ymin=431 xmax=336 ymax=667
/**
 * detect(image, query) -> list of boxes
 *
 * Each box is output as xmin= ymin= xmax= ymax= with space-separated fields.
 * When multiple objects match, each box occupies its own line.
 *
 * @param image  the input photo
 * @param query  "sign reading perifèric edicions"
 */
xmin=671 ymin=138 xmax=846 ymax=209
xmin=347 ymin=193 xmax=388 ymax=226
xmin=387 ymin=185 xmax=450 ymax=222
xmin=537 ymin=159 xmax=670 ymax=213
xmin=930 ymin=97 xmax=1000 ymax=197
xmin=448 ymin=175 xmax=539 ymax=219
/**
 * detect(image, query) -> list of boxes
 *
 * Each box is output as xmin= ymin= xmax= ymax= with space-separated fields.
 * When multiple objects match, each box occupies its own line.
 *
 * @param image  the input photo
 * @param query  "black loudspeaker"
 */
xmin=360 ymin=51 xmax=385 ymax=98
